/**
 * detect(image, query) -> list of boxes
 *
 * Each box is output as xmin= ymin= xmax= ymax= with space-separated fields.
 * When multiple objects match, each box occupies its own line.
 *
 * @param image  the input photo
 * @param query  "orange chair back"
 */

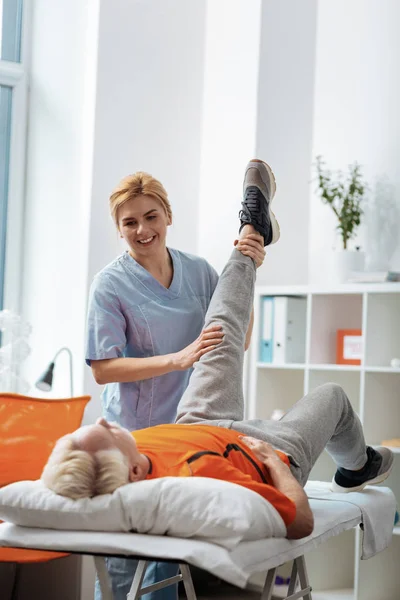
xmin=0 ymin=393 xmax=91 ymax=563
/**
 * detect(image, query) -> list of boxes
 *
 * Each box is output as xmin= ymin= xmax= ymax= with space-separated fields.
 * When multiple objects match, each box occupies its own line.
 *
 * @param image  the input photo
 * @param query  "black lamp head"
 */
xmin=35 ymin=361 xmax=55 ymax=392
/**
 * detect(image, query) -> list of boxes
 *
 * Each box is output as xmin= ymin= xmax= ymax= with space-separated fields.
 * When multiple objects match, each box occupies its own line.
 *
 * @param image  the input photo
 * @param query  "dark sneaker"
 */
xmin=331 ymin=446 xmax=394 ymax=493
xmin=239 ymin=159 xmax=280 ymax=246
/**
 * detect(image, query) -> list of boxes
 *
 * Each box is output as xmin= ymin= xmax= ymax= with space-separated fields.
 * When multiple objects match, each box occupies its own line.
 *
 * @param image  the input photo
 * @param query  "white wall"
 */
xmin=87 ymin=0 xmax=207 ymax=273
xmin=256 ymin=0 xmax=317 ymax=285
xmin=197 ymin=0 xmax=262 ymax=273
xmin=309 ymin=0 xmax=400 ymax=282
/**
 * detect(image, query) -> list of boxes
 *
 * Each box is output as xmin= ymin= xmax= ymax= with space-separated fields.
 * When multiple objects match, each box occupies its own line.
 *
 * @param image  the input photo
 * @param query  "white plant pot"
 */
xmin=333 ymin=250 xmax=365 ymax=283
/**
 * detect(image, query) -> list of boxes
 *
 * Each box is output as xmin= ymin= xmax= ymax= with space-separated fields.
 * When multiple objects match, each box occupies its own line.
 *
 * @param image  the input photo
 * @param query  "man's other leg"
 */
xmin=233 ymin=383 xmax=368 ymax=485
xmin=234 ymin=382 xmax=393 ymax=489
xmin=279 ymin=383 xmax=369 ymax=485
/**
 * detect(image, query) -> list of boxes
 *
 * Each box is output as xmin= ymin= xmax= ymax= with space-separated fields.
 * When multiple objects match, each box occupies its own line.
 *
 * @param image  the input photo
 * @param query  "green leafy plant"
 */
xmin=315 ymin=156 xmax=366 ymax=250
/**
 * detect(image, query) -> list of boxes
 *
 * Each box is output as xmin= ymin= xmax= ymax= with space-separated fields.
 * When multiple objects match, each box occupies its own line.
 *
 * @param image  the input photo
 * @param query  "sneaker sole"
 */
xmin=246 ymin=159 xmax=280 ymax=244
xmin=330 ymin=462 xmax=394 ymax=493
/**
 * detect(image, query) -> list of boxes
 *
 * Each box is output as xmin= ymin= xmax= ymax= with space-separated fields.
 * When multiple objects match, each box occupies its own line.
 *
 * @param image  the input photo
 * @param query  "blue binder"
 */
xmin=259 ymin=296 xmax=274 ymax=362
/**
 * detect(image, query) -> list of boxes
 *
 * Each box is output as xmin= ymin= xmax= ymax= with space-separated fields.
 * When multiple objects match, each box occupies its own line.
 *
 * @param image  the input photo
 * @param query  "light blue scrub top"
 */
xmin=85 ymin=248 xmax=218 ymax=431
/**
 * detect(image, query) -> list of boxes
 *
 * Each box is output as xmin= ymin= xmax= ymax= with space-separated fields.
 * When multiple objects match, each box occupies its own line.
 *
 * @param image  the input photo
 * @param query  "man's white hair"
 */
xmin=41 ymin=437 xmax=130 ymax=499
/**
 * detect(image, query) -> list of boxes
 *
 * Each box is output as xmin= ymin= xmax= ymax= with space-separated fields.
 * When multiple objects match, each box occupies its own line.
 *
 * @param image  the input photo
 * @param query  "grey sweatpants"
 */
xmin=176 ymin=249 xmax=368 ymax=486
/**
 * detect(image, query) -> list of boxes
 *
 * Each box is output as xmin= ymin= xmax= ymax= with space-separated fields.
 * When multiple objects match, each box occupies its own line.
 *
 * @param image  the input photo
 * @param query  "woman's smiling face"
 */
xmin=117 ymin=194 xmax=171 ymax=259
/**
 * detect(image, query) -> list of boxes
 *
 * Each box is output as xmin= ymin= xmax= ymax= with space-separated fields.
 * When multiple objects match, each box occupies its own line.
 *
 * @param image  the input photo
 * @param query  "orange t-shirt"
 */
xmin=133 ymin=424 xmax=296 ymax=527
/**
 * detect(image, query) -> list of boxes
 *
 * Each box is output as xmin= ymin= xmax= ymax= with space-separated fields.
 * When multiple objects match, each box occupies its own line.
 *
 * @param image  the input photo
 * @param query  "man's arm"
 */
xmin=240 ymin=437 xmax=314 ymax=540
xmin=263 ymin=457 xmax=314 ymax=539
xmin=185 ymin=453 xmax=297 ymax=530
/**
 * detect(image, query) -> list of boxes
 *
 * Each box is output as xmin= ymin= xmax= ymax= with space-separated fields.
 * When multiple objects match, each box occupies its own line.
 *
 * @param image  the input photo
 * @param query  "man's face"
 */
xmin=71 ymin=418 xmax=141 ymax=475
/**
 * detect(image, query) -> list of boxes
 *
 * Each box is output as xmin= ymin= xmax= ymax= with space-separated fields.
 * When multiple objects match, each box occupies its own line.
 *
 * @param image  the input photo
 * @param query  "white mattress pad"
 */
xmin=0 ymin=498 xmax=361 ymax=588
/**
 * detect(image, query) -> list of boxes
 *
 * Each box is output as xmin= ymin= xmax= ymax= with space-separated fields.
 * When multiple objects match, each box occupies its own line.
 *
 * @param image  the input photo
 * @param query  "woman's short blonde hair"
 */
xmin=109 ymin=171 xmax=172 ymax=227
xmin=41 ymin=437 xmax=130 ymax=499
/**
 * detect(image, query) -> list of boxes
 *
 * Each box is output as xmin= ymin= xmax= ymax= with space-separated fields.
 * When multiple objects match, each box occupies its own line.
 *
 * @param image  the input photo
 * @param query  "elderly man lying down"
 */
xmin=42 ymin=159 xmax=393 ymax=545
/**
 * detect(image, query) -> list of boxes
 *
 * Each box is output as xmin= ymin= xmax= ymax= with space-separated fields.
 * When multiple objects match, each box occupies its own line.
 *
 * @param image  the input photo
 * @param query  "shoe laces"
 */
xmin=239 ymin=188 xmax=263 ymax=226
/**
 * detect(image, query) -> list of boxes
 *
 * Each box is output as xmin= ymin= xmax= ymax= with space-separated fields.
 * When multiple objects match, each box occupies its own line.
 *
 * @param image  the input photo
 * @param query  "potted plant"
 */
xmin=315 ymin=156 xmax=367 ymax=282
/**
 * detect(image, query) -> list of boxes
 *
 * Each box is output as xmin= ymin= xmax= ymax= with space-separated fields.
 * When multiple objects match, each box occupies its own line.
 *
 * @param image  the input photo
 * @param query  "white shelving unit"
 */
xmin=246 ymin=283 xmax=400 ymax=600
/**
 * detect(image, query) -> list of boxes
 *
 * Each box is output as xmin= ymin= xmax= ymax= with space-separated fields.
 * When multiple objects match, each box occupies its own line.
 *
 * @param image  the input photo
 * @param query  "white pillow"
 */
xmin=0 ymin=477 xmax=286 ymax=549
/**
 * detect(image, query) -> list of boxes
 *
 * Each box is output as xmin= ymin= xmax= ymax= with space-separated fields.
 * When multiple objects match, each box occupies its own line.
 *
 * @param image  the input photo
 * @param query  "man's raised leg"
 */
xmin=176 ymin=159 xmax=279 ymax=425
xmin=176 ymin=247 xmax=255 ymax=424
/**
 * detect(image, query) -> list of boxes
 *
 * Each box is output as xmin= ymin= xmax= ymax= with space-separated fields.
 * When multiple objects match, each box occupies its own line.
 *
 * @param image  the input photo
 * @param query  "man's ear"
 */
xmin=129 ymin=463 xmax=143 ymax=483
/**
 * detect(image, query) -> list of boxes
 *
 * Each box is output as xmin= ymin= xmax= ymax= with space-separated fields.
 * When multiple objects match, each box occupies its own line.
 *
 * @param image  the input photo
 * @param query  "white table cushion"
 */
xmin=0 ymin=476 xmax=286 ymax=550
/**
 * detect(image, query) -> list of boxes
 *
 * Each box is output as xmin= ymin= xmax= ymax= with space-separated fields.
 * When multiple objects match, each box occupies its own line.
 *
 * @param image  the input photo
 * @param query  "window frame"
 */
xmin=0 ymin=0 xmax=29 ymax=313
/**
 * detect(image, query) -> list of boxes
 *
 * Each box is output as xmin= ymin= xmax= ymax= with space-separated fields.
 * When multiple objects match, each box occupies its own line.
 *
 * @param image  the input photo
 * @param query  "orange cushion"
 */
xmin=0 ymin=547 xmax=68 ymax=563
xmin=0 ymin=394 xmax=90 ymax=487
xmin=0 ymin=394 xmax=90 ymax=563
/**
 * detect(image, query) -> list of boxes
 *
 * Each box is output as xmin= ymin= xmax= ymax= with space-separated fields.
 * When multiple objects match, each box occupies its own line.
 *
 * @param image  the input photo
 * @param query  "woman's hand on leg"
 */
xmin=234 ymin=233 xmax=266 ymax=267
xmin=172 ymin=325 xmax=224 ymax=370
